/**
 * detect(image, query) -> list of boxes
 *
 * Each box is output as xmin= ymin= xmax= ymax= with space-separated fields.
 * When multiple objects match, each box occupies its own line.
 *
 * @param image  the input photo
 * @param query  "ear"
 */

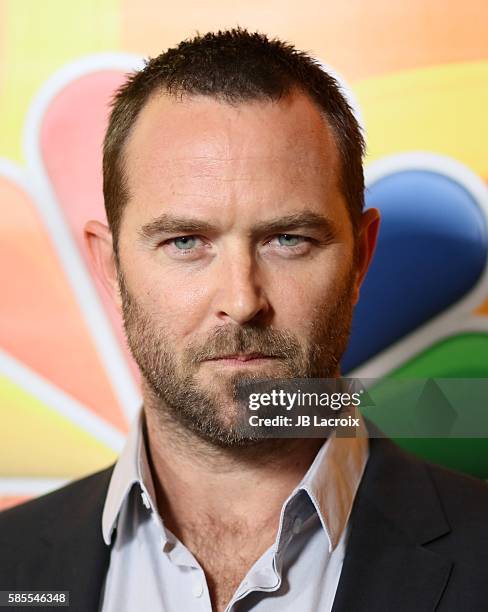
xmin=84 ymin=220 xmax=122 ymax=312
xmin=352 ymin=208 xmax=381 ymax=305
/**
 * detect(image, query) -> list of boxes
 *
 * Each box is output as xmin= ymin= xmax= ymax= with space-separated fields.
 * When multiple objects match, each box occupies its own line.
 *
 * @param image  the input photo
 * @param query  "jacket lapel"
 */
xmin=332 ymin=437 xmax=453 ymax=612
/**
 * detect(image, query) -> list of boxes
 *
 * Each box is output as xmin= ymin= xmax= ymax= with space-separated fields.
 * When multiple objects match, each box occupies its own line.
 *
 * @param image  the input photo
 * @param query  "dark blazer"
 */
xmin=1 ymin=436 xmax=488 ymax=611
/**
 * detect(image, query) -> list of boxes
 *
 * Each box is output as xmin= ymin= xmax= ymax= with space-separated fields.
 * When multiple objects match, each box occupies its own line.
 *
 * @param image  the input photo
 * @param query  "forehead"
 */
xmin=121 ymin=89 xmax=344 ymax=224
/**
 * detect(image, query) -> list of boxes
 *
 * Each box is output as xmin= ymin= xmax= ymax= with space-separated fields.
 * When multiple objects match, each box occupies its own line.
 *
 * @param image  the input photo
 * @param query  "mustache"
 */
xmin=187 ymin=325 xmax=301 ymax=363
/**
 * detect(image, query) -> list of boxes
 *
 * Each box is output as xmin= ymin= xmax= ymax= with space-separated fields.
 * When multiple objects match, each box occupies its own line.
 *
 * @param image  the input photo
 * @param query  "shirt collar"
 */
xmin=293 ymin=416 xmax=369 ymax=551
xmin=102 ymin=408 xmax=155 ymax=545
xmin=102 ymin=408 xmax=369 ymax=551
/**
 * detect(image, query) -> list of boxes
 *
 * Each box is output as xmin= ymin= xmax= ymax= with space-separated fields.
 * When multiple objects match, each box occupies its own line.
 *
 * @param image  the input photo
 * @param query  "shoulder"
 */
xmin=367 ymin=432 xmax=488 ymax=492
xmin=426 ymin=454 xmax=488 ymax=497
xmin=0 ymin=466 xmax=115 ymax=594
xmin=0 ymin=464 xmax=114 ymax=545
xmin=425 ymin=458 xmax=488 ymax=531
xmin=366 ymin=436 xmax=488 ymax=539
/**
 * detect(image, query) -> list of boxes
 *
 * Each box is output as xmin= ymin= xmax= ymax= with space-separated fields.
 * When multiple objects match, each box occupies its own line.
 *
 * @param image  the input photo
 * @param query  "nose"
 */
xmin=214 ymin=248 xmax=270 ymax=325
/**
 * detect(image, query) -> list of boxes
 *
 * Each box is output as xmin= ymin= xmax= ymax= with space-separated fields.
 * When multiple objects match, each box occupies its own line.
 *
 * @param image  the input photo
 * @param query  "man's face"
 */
xmin=116 ymin=90 xmax=360 ymax=446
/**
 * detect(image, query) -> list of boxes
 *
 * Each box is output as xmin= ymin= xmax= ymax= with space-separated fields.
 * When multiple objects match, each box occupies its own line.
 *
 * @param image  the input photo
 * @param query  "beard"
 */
xmin=118 ymin=264 xmax=356 ymax=448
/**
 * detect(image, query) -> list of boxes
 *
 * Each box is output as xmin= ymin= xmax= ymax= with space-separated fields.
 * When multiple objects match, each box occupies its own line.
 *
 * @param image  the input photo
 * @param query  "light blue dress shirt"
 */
xmin=99 ymin=409 xmax=369 ymax=611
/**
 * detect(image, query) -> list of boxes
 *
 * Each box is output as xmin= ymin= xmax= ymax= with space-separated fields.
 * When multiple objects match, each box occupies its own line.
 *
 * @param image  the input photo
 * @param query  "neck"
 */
xmin=142 ymin=393 xmax=326 ymax=540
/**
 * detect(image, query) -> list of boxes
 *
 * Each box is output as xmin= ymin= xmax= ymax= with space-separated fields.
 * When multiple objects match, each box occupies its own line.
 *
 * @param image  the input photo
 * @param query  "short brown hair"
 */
xmin=103 ymin=28 xmax=365 ymax=253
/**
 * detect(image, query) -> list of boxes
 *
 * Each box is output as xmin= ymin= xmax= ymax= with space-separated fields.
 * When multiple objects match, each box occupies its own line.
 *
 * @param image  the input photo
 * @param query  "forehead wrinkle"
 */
xmin=133 ymin=151 xmax=331 ymax=183
xmin=126 ymin=103 xmax=337 ymax=174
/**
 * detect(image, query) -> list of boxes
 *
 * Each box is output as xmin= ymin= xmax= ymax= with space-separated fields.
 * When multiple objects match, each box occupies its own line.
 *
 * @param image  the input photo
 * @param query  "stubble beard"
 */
xmin=118 ymin=265 xmax=356 ymax=449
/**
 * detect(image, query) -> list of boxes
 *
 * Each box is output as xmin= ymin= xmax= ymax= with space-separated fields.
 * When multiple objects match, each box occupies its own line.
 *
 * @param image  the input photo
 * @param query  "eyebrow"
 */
xmin=138 ymin=211 xmax=338 ymax=241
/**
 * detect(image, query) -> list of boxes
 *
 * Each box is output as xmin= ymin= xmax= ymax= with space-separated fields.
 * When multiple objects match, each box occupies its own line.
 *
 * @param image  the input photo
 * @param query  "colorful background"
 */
xmin=1 ymin=0 xmax=488 ymax=510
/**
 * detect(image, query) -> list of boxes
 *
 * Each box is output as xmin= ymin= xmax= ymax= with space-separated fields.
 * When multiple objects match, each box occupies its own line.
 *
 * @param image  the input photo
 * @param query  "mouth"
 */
xmin=205 ymin=353 xmax=277 ymax=365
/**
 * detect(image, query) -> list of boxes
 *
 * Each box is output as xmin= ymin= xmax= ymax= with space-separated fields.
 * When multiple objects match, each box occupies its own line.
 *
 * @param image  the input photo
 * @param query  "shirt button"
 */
xmin=192 ymin=581 xmax=204 ymax=598
xmin=292 ymin=516 xmax=303 ymax=535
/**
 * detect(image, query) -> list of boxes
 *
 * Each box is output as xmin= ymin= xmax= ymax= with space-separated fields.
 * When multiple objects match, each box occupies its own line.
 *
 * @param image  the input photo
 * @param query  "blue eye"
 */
xmin=278 ymin=234 xmax=303 ymax=247
xmin=173 ymin=236 xmax=198 ymax=250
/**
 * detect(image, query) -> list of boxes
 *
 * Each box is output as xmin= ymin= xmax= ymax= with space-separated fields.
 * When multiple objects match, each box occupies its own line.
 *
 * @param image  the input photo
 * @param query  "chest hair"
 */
xmin=181 ymin=516 xmax=277 ymax=612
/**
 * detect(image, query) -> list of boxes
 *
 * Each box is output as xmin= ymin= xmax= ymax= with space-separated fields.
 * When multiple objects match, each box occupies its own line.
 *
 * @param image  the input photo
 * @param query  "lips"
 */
xmin=209 ymin=353 xmax=273 ymax=362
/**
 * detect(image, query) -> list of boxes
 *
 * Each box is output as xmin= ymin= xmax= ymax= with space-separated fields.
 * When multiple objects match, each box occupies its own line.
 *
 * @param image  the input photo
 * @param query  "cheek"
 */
xmin=129 ymin=265 xmax=213 ymax=340
xmin=270 ymin=260 xmax=344 ymax=328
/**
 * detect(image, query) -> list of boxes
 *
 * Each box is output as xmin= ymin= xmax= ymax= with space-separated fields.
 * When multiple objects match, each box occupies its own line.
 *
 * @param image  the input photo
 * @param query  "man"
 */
xmin=1 ymin=29 xmax=487 ymax=612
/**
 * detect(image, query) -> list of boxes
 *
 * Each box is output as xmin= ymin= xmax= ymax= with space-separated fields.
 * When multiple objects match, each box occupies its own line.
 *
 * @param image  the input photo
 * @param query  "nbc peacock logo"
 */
xmin=1 ymin=55 xmax=488 ymax=510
